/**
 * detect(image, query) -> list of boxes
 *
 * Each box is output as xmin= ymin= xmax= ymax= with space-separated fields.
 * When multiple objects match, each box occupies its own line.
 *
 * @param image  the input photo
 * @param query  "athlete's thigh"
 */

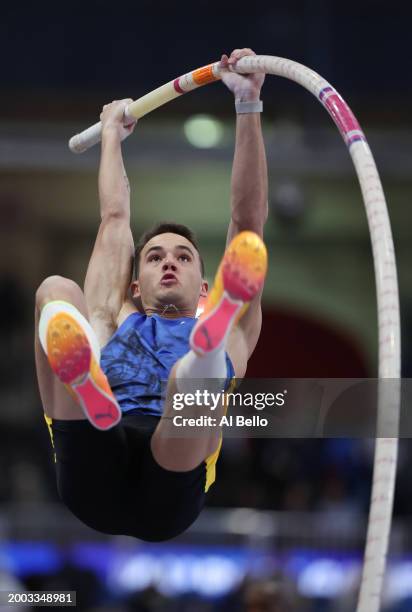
xmin=50 ymin=418 xmax=134 ymax=535
xmin=137 ymin=443 xmax=207 ymax=541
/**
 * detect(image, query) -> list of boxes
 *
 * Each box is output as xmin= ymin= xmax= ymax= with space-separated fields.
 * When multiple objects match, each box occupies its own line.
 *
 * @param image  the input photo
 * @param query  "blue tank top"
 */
xmin=100 ymin=312 xmax=235 ymax=417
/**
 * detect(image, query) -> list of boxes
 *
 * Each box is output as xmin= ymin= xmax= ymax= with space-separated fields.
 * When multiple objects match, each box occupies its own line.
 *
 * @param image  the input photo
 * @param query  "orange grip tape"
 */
xmin=192 ymin=65 xmax=218 ymax=86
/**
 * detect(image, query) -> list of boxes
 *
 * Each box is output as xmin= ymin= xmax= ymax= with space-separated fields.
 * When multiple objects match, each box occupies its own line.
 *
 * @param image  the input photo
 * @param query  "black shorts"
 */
xmin=46 ymin=411 xmax=220 ymax=542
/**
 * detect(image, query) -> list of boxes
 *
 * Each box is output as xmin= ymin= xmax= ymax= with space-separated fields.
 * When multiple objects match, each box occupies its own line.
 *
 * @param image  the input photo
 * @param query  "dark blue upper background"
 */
xmin=1 ymin=1 xmax=409 ymax=121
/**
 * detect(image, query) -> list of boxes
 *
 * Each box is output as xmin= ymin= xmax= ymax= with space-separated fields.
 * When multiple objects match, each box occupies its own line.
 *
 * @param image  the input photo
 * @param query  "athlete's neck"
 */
xmin=144 ymin=304 xmax=195 ymax=319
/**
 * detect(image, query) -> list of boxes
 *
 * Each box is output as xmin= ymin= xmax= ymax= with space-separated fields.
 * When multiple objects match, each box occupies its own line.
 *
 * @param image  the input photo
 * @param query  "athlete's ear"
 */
xmin=200 ymin=280 xmax=208 ymax=298
xmin=131 ymin=279 xmax=141 ymax=299
xmin=130 ymin=280 xmax=144 ymax=312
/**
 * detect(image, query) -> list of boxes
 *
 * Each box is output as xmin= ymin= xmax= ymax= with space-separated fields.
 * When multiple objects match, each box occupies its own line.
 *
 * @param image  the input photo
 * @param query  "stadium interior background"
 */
xmin=0 ymin=2 xmax=411 ymax=610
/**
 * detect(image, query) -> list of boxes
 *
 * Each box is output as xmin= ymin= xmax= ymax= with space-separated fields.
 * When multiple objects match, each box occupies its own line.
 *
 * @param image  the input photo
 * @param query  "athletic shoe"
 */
xmin=190 ymin=231 xmax=267 ymax=355
xmin=43 ymin=306 xmax=121 ymax=430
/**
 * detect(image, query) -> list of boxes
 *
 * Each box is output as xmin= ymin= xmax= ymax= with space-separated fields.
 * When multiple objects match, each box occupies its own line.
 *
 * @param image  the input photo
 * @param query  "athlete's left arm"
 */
xmin=220 ymin=49 xmax=268 ymax=375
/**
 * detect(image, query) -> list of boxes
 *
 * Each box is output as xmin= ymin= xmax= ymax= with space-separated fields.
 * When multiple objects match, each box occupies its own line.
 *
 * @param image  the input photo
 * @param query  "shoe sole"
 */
xmin=190 ymin=293 xmax=243 ymax=355
xmin=191 ymin=231 xmax=267 ymax=355
xmin=46 ymin=312 xmax=121 ymax=430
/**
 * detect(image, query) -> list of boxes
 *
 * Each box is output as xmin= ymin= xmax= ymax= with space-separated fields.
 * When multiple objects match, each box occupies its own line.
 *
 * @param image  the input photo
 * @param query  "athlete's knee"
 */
xmin=35 ymin=276 xmax=82 ymax=311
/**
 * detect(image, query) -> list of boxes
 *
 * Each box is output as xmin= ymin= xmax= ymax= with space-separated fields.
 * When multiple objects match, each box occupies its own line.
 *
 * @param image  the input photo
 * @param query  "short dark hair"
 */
xmin=134 ymin=222 xmax=205 ymax=278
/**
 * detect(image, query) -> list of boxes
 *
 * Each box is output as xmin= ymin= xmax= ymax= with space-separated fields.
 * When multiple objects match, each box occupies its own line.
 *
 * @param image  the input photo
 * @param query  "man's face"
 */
xmin=132 ymin=233 xmax=207 ymax=314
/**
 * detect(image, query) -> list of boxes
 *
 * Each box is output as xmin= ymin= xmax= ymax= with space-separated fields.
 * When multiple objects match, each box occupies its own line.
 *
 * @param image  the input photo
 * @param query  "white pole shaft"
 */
xmin=69 ymin=62 xmax=222 ymax=153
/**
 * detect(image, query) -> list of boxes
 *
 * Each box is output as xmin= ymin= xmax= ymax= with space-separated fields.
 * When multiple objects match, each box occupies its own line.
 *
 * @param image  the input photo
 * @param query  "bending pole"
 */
xmin=69 ymin=56 xmax=401 ymax=612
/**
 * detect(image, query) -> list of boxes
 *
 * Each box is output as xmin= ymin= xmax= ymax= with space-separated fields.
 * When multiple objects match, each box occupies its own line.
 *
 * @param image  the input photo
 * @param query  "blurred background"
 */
xmin=1 ymin=1 xmax=412 ymax=610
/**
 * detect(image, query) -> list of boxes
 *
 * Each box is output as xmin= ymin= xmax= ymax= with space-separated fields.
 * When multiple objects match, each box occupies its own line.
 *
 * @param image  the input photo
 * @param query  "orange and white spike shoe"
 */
xmin=190 ymin=231 xmax=267 ymax=356
xmin=44 ymin=308 xmax=121 ymax=430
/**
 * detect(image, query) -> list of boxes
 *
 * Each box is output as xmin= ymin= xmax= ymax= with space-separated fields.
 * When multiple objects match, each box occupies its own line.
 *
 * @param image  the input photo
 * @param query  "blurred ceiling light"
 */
xmin=184 ymin=114 xmax=224 ymax=148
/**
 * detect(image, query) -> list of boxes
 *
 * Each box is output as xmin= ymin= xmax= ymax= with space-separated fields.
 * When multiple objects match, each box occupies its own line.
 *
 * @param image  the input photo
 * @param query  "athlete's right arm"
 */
xmin=84 ymin=100 xmax=137 ymax=347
